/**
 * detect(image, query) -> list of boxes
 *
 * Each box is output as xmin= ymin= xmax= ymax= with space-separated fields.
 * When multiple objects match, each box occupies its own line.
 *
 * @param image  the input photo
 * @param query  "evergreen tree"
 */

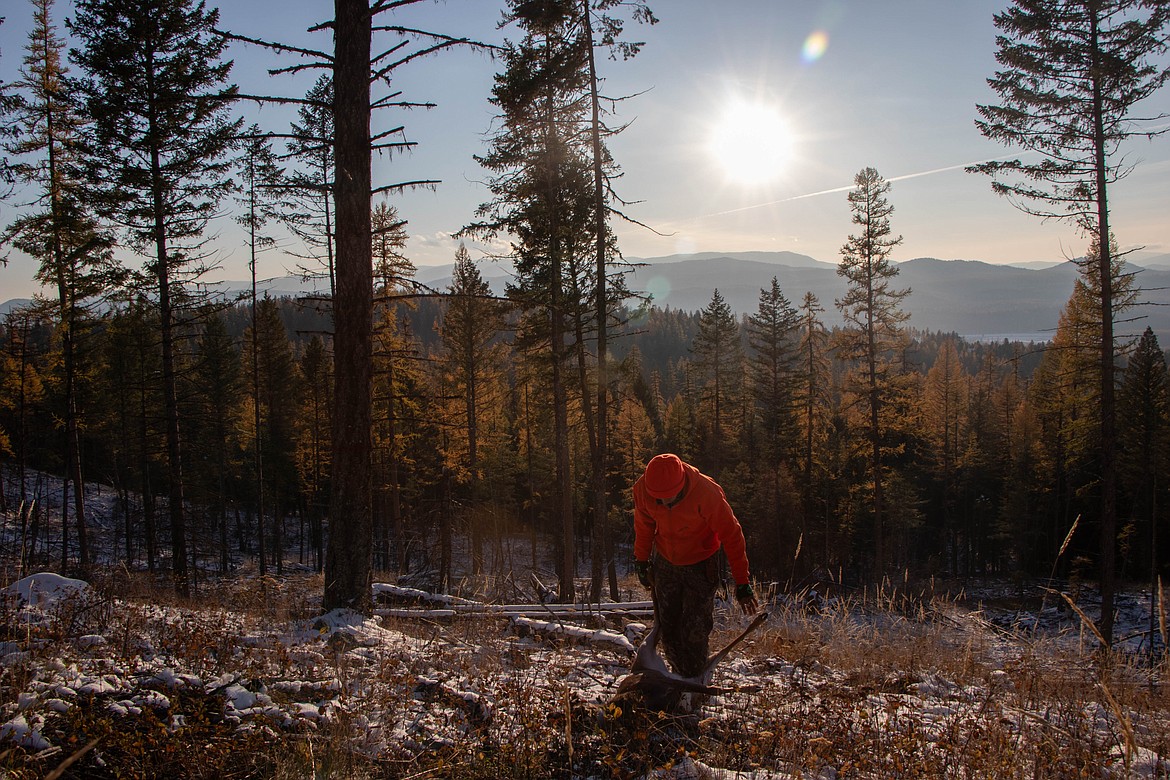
xmin=746 ymin=277 xmax=800 ymax=564
xmin=796 ymin=292 xmax=831 ymax=563
xmin=246 ymin=297 xmax=302 ymax=575
xmin=1117 ymin=327 xmax=1169 ymax=614
xmin=438 ymin=243 xmax=511 ymax=578
xmin=999 ymin=381 xmax=1045 ymax=574
xmin=283 ymin=75 xmax=337 ymax=297
xmin=325 ymin=0 xmax=474 ymax=612
xmin=1035 ymin=236 xmax=1137 ymax=614
xmin=922 ymin=338 xmax=968 ymax=572
xmin=971 ymin=0 xmax=1170 ymax=645
xmin=69 ymin=0 xmax=241 ymax=595
xmin=369 ymin=199 xmax=413 ymax=574
xmin=296 ymin=335 xmax=331 ymax=571
xmin=691 ymin=288 xmax=743 ymax=476
xmin=236 ymin=126 xmax=285 ymax=576
xmin=325 ymin=0 xmax=376 ymax=612
xmin=834 ymin=166 xmax=910 ymax=577
xmin=0 ymin=17 xmax=21 ymax=202
xmin=5 ymin=0 xmax=119 ymax=570
xmin=464 ymin=0 xmax=595 ymax=601
xmin=579 ymin=0 xmax=655 ymax=604
xmin=95 ymin=299 xmax=165 ymax=571
xmin=187 ymin=312 xmax=244 ymax=574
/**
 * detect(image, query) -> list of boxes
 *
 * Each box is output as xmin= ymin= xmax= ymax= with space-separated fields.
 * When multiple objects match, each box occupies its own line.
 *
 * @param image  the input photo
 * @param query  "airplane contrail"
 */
xmin=660 ymin=156 xmax=1014 ymax=227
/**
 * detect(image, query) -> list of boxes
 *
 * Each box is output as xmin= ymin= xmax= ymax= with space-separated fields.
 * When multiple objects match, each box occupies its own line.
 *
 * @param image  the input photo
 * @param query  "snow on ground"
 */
xmin=0 ymin=568 xmax=1167 ymax=778
xmin=1 ymin=468 xmax=1168 ymax=776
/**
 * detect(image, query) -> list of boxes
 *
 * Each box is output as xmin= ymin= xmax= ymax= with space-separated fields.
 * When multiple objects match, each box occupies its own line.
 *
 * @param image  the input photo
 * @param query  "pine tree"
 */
xmin=296 ymin=335 xmax=332 ymax=571
xmin=368 ymin=199 xmax=414 ymax=574
xmin=796 ymin=292 xmax=830 ymax=563
xmin=1117 ymin=327 xmax=1168 ymax=616
xmin=6 ymin=0 xmax=121 ymax=571
xmin=690 ymin=288 xmax=743 ymax=476
xmin=246 ymin=297 xmax=302 ymax=576
xmin=745 ymin=277 xmax=800 ymax=564
xmin=324 ymin=0 xmax=476 ymax=612
xmin=834 ymin=166 xmax=910 ymax=577
xmin=283 ymin=75 xmax=337 ymax=297
xmin=580 ymin=0 xmax=655 ymax=604
xmin=69 ymin=0 xmax=241 ymax=595
xmin=971 ymin=0 xmax=1170 ymax=645
xmin=747 ymin=279 xmax=800 ymax=461
xmin=187 ymin=313 xmax=244 ymax=574
xmin=236 ymin=126 xmax=285 ymax=577
xmin=0 ymin=17 xmax=21 ymax=200
xmin=438 ymin=243 xmax=510 ymax=578
xmin=922 ymin=338 xmax=968 ymax=572
xmin=96 ymin=300 xmax=164 ymax=571
xmin=464 ymin=0 xmax=594 ymax=602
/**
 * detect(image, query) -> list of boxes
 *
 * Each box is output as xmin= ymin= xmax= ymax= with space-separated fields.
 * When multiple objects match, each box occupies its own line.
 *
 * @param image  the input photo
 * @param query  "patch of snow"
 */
xmin=77 ymin=676 xmax=120 ymax=697
xmin=4 ymin=572 xmax=90 ymax=607
xmin=0 ymin=714 xmax=50 ymax=751
xmin=510 ymin=615 xmax=637 ymax=654
xmin=76 ymin=634 xmax=108 ymax=650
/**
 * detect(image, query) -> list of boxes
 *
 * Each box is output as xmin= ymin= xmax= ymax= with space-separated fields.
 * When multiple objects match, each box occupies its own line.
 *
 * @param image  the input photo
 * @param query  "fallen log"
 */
xmin=374 ymin=601 xmax=654 ymax=620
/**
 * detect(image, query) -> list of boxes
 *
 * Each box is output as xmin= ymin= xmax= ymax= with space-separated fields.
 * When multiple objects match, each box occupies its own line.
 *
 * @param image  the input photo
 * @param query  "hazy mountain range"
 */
xmin=415 ymin=250 xmax=1170 ymax=341
xmin=6 ymin=250 xmax=1170 ymax=342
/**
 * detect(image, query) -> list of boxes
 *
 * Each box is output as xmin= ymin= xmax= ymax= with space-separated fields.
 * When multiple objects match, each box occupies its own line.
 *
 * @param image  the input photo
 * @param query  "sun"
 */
xmin=708 ymin=100 xmax=795 ymax=186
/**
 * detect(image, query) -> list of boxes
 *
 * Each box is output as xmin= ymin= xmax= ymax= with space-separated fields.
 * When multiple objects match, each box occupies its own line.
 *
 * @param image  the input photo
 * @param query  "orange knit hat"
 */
xmin=644 ymin=453 xmax=686 ymax=499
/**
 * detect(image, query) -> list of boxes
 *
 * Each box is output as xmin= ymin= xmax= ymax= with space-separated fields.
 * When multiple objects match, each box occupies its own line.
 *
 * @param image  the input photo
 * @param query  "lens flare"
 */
xmin=801 ymin=31 xmax=829 ymax=64
xmin=645 ymin=275 xmax=672 ymax=305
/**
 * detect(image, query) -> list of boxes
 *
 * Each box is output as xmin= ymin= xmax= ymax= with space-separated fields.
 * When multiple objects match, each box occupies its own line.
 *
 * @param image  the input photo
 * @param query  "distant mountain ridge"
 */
xmin=7 ymin=252 xmax=1170 ymax=340
xmin=623 ymin=252 xmax=1170 ymax=340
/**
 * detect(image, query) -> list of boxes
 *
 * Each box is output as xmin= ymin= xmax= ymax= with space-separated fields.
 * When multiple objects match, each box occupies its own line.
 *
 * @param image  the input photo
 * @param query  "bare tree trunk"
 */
xmin=151 ymin=144 xmax=189 ymax=597
xmin=60 ymin=476 xmax=70 ymax=572
xmin=867 ymin=308 xmax=885 ymax=579
xmin=139 ymin=373 xmax=157 ymax=574
xmin=583 ymin=2 xmax=617 ymax=602
xmin=324 ymin=0 xmax=374 ymax=613
xmin=1090 ymin=9 xmax=1116 ymax=647
xmin=250 ymin=250 xmax=268 ymax=576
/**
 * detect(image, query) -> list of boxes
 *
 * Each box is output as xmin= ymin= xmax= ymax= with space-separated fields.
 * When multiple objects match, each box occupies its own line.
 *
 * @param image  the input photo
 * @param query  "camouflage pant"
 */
xmin=651 ymin=553 xmax=719 ymax=678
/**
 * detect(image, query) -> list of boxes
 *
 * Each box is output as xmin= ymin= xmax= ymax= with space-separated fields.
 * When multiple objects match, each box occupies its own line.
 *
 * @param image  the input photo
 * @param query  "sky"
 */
xmin=1 ymin=0 xmax=1169 ymax=302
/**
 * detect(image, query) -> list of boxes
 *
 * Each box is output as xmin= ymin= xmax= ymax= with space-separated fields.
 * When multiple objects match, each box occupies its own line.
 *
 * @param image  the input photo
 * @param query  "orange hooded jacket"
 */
xmin=633 ymin=460 xmax=751 ymax=585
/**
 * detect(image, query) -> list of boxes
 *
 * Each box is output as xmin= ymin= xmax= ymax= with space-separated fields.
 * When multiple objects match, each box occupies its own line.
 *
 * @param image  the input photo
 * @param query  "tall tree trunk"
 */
xmin=468 ymin=375 xmax=483 ymax=577
xmin=60 ymin=475 xmax=70 ymax=572
xmin=388 ymin=361 xmax=404 ymax=574
xmin=251 ymin=243 xmax=268 ymax=576
xmin=324 ymin=0 xmax=374 ymax=613
xmin=552 ymin=288 xmax=574 ymax=602
xmin=1090 ymin=8 xmax=1116 ymax=646
xmin=139 ymin=372 xmax=156 ymax=573
xmin=867 ymin=294 xmax=885 ymax=578
xmin=582 ymin=0 xmax=617 ymax=602
xmin=151 ymin=140 xmax=189 ymax=596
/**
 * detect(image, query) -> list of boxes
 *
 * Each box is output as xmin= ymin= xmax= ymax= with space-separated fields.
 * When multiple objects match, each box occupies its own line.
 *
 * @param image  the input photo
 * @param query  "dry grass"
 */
xmin=1 ymin=573 xmax=1168 ymax=778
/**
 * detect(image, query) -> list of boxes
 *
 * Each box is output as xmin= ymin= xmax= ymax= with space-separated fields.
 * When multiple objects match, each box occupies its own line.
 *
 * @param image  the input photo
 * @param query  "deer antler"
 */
xmin=613 ymin=587 xmax=769 ymax=711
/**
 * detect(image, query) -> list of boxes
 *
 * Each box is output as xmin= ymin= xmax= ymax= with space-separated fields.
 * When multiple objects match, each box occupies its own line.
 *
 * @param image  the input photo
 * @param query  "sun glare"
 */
xmin=708 ymin=101 xmax=795 ymax=186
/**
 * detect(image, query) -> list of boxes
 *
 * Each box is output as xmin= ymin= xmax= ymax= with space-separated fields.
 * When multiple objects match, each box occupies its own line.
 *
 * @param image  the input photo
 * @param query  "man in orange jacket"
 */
xmin=633 ymin=453 xmax=759 ymax=679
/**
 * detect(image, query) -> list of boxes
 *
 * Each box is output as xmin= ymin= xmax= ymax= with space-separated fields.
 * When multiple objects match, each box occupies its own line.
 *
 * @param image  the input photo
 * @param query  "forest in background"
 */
xmin=0 ymin=0 xmax=1167 ymax=654
xmin=3 ymin=274 xmax=1169 ymax=599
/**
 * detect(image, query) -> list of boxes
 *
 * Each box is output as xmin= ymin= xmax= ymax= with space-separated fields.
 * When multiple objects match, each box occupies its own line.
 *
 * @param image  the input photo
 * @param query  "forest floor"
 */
xmin=0 ymin=471 xmax=1168 ymax=778
xmin=0 ymin=565 xmax=1167 ymax=779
